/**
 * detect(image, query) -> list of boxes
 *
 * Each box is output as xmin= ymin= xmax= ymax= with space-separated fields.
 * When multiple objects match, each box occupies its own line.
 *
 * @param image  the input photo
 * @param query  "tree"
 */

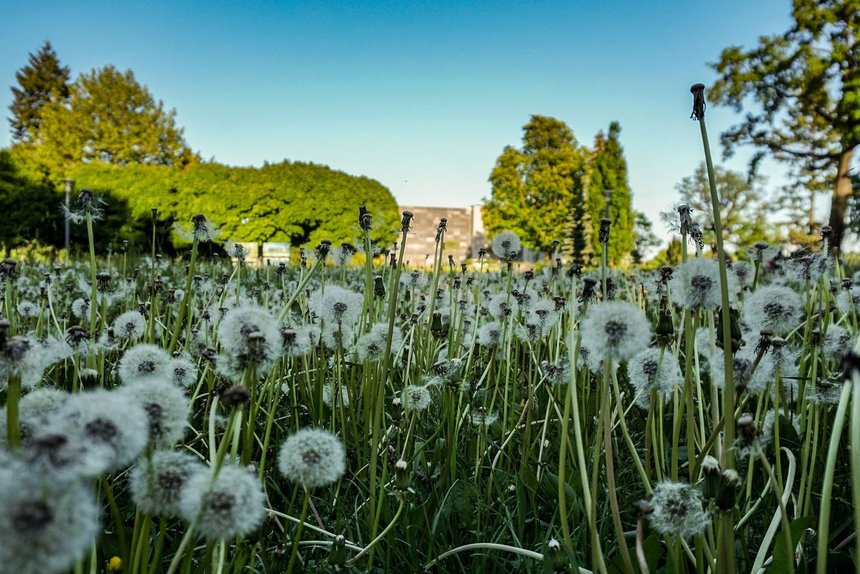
xmin=8 ymin=41 xmax=70 ymax=142
xmin=675 ymin=163 xmax=773 ymax=252
xmin=0 ymin=150 xmax=63 ymax=254
xmin=631 ymin=211 xmax=661 ymax=265
xmin=586 ymin=122 xmax=635 ymax=265
xmin=483 ymin=115 xmax=589 ymax=256
xmin=709 ymin=0 xmax=860 ymax=251
xmin=22 ymin=65 xmax=194 ymax=181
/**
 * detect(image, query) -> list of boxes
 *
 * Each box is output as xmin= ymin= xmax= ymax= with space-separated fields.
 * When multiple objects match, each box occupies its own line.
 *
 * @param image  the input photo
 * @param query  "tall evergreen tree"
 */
xmin=709 ymin=0 xmax=860 ymax=251
xmin=484 ymin=115 xmax=588 ymax=256
xmin=586 ymin=122 xmax=635 ymax=265
xmin=8 ymin=41 xmax=70 ymax=142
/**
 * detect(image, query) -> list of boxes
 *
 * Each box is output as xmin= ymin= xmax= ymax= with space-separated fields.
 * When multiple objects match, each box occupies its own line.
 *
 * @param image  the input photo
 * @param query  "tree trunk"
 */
xmin=828 ymin=147 xmax=854 ymax=252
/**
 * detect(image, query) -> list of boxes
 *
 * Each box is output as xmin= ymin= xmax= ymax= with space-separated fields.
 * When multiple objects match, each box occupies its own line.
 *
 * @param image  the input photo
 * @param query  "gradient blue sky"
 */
xmin=1 ymin=1 xmax=795 ymax=241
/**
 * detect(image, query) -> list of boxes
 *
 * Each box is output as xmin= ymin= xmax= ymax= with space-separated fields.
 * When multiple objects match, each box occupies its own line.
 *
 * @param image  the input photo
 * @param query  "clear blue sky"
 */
xmin=1 ymin=0 xmax=794 ymax=242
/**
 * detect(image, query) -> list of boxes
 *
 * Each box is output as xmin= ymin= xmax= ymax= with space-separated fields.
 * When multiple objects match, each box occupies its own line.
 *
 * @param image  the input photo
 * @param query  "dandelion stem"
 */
xmin=693 ymin=84 xmax=736 ymax=574
xmin=286 ymin=487 xmax=310 ymax=574
xmin=816 ymin=381 xmax=852 ymax=574
xmin=348 ymin=499 xmax=405 ymax=565
xmin=851 ymin=369 xmax=860 ymax=567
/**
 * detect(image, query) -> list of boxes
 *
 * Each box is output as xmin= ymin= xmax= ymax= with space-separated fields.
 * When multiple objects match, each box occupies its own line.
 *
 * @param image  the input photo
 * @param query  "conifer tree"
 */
xmin=8 ymin=41 xmax=70 ymax=142
xmin=484 ymin=115 xmax=588 ymax=257
xmin=586 ymin=122 xmax=635 ymax=265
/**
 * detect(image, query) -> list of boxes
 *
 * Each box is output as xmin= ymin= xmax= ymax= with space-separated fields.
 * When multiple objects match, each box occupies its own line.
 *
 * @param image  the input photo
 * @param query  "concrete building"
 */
xmin=397 ymin=205 xmax=486 ymax=267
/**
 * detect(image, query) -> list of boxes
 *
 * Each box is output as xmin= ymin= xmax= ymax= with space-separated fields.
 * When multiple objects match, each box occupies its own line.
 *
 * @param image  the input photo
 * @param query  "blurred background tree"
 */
xmin=709 ymin=0 xmax=860 ymax=252
xmin=3 ymin=45 xmax=399 ymax=257
xmin=484 ymin=115 xmax=637 ymax=265
xmin=586 ymin=122 xmax=635 ymax=265
xmin=675 ymin=162 xmax=775 ymax=254
xmin=484 ymin=115 xmax=589 ymax=259
xmin=8 ymin=41 xmax=70 ymax=144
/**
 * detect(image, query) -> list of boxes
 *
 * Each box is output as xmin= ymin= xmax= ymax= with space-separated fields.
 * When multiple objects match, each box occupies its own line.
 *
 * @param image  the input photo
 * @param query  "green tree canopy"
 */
xmin=586 ymin=122 xmax=635 ymax=265
xmin=709 ymin=0 xmax=860 ymax=251
xmin=483 ymin=115 xmax=589 ymax=256
xmin=0 ymin=150 xmax=64 ymax=254
xmin=65 ymin=160 xmax=399 ymax=253
xmin=631 ymin=211 xmax=661 ymax=265
xmin=675 ymin=163 xmax=773 ymax=253
xmin=17 ymin=65 xmax=195 ymax=183
xmin=8 ymin=41 xmax=70 ymax=143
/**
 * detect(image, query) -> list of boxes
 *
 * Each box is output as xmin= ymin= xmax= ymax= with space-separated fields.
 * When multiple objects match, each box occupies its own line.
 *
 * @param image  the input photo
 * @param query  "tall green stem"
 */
xmin=816 ymin=382 xmax=852 ymax=574
xmin=692 ymin=84 xmax=735 ymax=574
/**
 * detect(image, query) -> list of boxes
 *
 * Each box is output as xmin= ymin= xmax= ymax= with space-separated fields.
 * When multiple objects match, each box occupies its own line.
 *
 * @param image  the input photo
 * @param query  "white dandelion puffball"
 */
xmin=217 ymin=305 xmax=282 ymax=377
xmin=402 ymin=385 xmax=433 ymax=412
xmin=308 ymin=285 xmax=363 ymax=326
xmin=0 ymin=466 xmax=100 ymax=574
xmin=627 ymin=348 xmax=682 ymax=409
xmin=130 ymin=449 xmax=207 ymax=516
xmin=167 ymin=354 xmax=198 ymax=388
xmin=112 ymin=310 xmax=146 ymax=341
xmin=669 ymin=258 xmax=724 ymax=311
xmin=580 ymin=301 xmax=652 ymax=364
xmin=118 ymin=344 xmax=171 ymax=385
xmin=278 ymin=428 xmax=346 ymax=488
xmin=648 ymin=481 xmax=709 ymax=539
xmin=55 ymin=389 xmax=150 ymax=471
xmin=179 ymin=464 xmax=265 ymax=541
xmin=491 ymin=231 xmax=522 ymax=260
xmin=122 ymin=380 xmax=189 ymax=448
xmin=743 ymin=285 xmax=802 ymax=336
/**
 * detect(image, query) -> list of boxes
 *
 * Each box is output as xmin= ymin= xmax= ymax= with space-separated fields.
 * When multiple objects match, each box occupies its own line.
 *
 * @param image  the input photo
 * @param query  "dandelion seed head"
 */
xmin=118 ymin=344 xmax=171 ymax=385
xmin=71 ymin=298 xmax=90 ymax=319
xmin=628 ymin=348 xmax=682 ymax=409
xmin=743 ymin=285 xmax=802 ymax=336
xmin=179 ymin=464 xmax=265 ymax=540
xmin=217 ymin=306 xmax=281 ymax=378
xmin=648 ymin=481 xmax=709 ymax=539
xmin=121 ymin=380 xmax=189 ymax=448
xmin=580 ymin=301 xmax=652 ymax=364
xmin=403 ymin=385 xmax=432 ymax=412
xmin=476 ymin=321 xmax=502 ymax=347
xmin=308 ymin=286 xmax=363 ymax=327
xmin=669 ymin=258 xmax=724 ymax=311
xmin=16 ymin=300 xmax=38 ymax=319
xmin=490 ymin=231 xmax=522 ymax=260
xmin=54 ymin=389 xmax=150 ymax=471
xmin=167 ymin=354 xmax=198 ymax=388
xmin=278 ymin=428 xmax=346 ymax=488
xmin=130 ymin=449 xmax=206 ymax=516
xmin=0 ymin=467 xmax=100 ymax=574
xmin=321 ymin=381 xmax=350 ymax=408
xmin=112 ymin=310 xmax=146 ymax=341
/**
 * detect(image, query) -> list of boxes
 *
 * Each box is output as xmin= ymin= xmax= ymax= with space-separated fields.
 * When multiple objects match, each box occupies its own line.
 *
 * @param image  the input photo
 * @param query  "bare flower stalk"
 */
xmin=691 ymin=82 xmax=736 ymax=574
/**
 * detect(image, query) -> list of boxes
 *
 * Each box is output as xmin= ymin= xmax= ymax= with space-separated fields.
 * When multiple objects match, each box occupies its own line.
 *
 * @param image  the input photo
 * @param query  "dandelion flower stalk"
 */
xmin=367 ymin=210 xmax=411 ymax=568
xmin=816 ymin=378 xmax=852 ymax=573
xmin=851 ymin=366 xmax=860 ymax=567
xmin=691 ymin=82 xmax=736 ymax=573
xmin=168 ymin=231 xmax=199 ymax=354
xmin=86 ymin=210 xmax=98 ymax=367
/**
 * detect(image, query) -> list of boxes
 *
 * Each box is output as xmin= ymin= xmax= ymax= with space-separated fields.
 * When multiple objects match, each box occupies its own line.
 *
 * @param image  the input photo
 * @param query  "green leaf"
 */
xmin=771 ymin=516 xmax=813 ymax=573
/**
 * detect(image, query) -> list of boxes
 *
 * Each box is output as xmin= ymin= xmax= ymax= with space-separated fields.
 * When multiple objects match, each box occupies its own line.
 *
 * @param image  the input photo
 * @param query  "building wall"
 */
xmin=398 ymin=205 xmax=486 ymax=267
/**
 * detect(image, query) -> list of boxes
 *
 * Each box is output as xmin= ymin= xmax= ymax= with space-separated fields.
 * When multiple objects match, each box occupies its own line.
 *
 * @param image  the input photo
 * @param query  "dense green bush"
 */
xmin=71 ymin=161 xmax=399 ymax=253
xmin=1 ymin=151 xmax=399 ymax=255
